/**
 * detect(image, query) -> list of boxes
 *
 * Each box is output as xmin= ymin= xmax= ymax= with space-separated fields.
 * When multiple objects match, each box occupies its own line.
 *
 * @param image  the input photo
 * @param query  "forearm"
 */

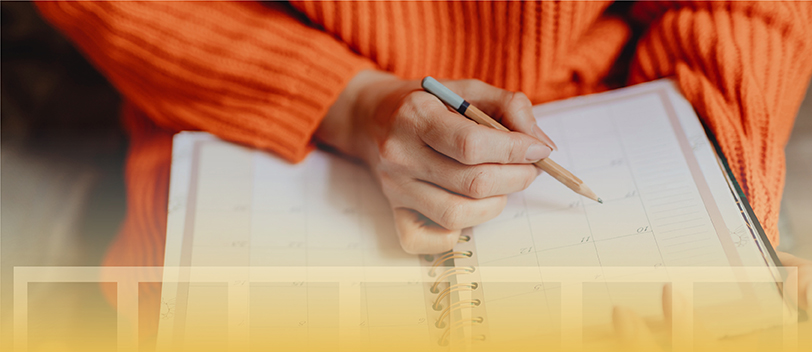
xmin=315 ymin=70 xmax=406 ymax=162
xmin=36 ymin=0 xmax=374 ymax=162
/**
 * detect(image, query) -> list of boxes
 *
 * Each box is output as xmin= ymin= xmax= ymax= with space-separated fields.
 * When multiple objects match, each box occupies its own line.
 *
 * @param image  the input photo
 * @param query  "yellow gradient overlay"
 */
xmin=5 ymin=266 xmax=809 ymax=352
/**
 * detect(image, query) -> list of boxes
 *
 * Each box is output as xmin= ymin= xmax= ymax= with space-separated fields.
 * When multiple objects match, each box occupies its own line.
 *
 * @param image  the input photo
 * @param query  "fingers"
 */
xmin=612 ymin=306 xmax=661 ymax=352
xmin=393 ymin=208 xmax=461 ymax=254
xmin=662 ymin=284 xmax=714 ymax=349
xmin=417 ymin=102 xmax=552 ymax=165
xmin=390 ymin=179 xmax=507 ymax=231
xmin=388 ymin=177 xmax=506 ymax=254
xmin=445 ymin=79 xmax=557 ymax=150
xmin=663 ymin=283 xmax=673 ymax=324
xmin=417 ymin=149 xmax=540 ymax=199
xmin=376 ymin=79 xmax=561 ymax=254
xmin=776 ymin=251 xmax=812 ymax=310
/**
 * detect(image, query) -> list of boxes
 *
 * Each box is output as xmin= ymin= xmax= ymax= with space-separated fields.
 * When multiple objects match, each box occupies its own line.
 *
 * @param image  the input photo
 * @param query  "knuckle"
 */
xmin=397 ymin=93 xmax=429 ymax=119
xmin=520 ymin=167 xmax=538 ymax=190
xmin=400 ymin=92 xmax=443 ymax=129
xmin=377 ymin=140 xmax=409 ymax=169
xmin=459 ymin=79 xmax=479 ymax=87
xmin=457 ymin=128 xmax=484 ymax=164
xmin=466 ymin=168 xmax=495 ymax=198
xmin=394 ymin=97 xmax=418 ymax=119
xmin=403 ymin=92 xmax=435 ymax=113
xmin=414 ymin=94 xmax=437 ymax=113
xmin=508 ymin=91 xmax=531 ymax=109
xmin=401 ymin=91 xmax=423 ymax=107
xmin=458 ymin=79 xmax=488 ymax=96
xmin=398 ymin=228 xmax=420 ymax=254
xmin=440 ymin=201 xmax=466 ymax=230
xmin=505 ymin=133 xmax=523 ymax=163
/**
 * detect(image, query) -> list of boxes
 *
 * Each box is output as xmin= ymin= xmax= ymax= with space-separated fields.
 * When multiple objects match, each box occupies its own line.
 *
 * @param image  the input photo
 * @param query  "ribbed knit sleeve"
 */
xmin=35 ymin=1 xmax=375 ymax=162
xmin=629 ymin=1 xmax=812 ymax=245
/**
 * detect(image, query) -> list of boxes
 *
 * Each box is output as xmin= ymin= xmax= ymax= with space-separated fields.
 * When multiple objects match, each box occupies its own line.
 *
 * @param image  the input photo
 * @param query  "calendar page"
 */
xmin=157 ymin=133 xmax=446 ymax=351
xmin=156 ymin=80 xmax=791 ymax=351
xmin=452 ymin=80 xmax=791 ymax=345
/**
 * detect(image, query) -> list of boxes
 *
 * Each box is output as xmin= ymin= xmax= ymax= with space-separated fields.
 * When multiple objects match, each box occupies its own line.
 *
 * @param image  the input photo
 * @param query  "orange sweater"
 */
xmin=37 ymin=0 xmax=811 ymax=319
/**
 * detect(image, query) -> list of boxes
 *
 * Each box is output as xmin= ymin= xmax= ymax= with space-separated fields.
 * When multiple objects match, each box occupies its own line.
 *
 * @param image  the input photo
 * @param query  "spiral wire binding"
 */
xmin=432 ymin=283 xmax=478 ymax=310
xmin=428 ymin=251 xmax=473 ymax=277
xmin=438 ymin=317 xmax=485 ymax=346
xmin=430 ymin=266 xmax=475 ymax=293
xmin=428 ymin=232 xmax=480 ymax=346
xmin=435 ymin=299 xmax=481 ymax=328
xmin=420 ymin=235 xmax=469 ymax=266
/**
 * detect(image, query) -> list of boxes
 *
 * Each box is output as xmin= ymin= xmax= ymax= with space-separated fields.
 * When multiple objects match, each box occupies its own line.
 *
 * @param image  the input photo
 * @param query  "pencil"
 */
xmin=421 ymin=76 xmax=602 ymax=204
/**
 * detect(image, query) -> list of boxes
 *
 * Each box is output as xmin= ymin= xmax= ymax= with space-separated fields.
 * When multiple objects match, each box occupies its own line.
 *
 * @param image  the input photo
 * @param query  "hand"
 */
xmin=612 ymin=285 xmax=716 ymax=352
xmin=777 ymin=250 xmax=812 ymax=311
xmin=316 ymin=70 xmax=555 ymax=254
xmin=614 ymin=252 xmax=812 ymax=351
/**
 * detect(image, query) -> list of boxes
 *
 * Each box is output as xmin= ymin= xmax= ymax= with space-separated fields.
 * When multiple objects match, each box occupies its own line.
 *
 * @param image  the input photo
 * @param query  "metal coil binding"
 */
xmin=432 ymin=282 xmax=478 ymax=311
xmin=429 ymin=233 xmax=479 ymax=346
xmin=437 ymin=317 xmax=485 ymax=346
xmin=435 ymin=299 xmax=481 ymax=328
xmin=428 ymin=251 xmax=473 ymax=277
xmin=430 ymin=266 xmax=475 ymax=293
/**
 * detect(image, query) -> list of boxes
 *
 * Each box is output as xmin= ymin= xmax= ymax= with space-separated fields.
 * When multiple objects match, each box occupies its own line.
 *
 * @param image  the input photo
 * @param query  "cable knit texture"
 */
xmin=630 ymin=1 xmax=812 ymax=249
xmin=36 ymin=0 xmax=812 ymax=332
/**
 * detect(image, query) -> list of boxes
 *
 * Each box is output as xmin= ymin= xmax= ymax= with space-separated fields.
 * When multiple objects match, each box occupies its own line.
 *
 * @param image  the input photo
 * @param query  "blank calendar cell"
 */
xmin=473 ymin=218 xmax=535 ymax=264
xmin=250 ymin=247 xmax=307 ymax=266
xmin=535 ymin=243 xmax=603 ymax=285
xmin=527 ymin=208 xmax=591 ymax=251
xmin=249 ymin=210 xmax=306 ymax=248
xmin=193 ymin=211 xmax=252 ymax=247
xmin=524 ymin=175 xmax=581 ymax=214
xmin=577 ymin=165 xmax=637 ymax=204
xmin=251 ymin=180 xmax=307 ymax=211
xmin=566 ymin=137 xmax=624 ymax=172
xmin=593 ymin=233 xmax=663 ymax=269
xmin=583 ymin=197 xmax=649 ymax=241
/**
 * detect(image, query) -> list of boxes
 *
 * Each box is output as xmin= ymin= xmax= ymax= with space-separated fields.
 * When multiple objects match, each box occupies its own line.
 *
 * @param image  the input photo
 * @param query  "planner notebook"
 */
xmin=156 ymin=80 xmax=794 ymax=351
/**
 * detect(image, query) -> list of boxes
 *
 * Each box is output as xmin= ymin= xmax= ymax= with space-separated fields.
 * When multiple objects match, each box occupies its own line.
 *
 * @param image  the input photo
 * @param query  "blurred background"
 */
xmin=1 ymin=2 xmax=810 ymax=351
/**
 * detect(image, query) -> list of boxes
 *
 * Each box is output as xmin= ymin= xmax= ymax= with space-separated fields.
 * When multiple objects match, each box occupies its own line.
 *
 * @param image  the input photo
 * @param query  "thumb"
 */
xmin=393 ymin=208 xmax=460 ymax=254
xmin=777 ymin=251 xmax=812 ymax=311
xmin=446 ymin=79 xmax=557 ymax=150
xmin=613 ymin=306 xmax=662 ymax=352
xmin=664 ymin=284 xmax=715 ymax=349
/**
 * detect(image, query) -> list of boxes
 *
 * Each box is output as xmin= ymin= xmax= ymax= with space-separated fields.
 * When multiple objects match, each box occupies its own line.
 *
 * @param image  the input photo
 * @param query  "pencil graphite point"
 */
xmin=597 ymin=198 xmax=603 ymax=204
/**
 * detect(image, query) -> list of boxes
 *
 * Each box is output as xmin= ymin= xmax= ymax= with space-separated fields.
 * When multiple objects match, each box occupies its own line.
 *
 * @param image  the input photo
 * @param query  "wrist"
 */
xmin=316 ymin=69 xmax=406 ymax=162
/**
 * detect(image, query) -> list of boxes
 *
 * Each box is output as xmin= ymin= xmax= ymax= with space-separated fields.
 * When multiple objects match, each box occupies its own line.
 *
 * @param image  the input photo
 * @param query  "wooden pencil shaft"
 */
xmin=465 ymin=106 xmax=583 ymax=188
xmin=536 ymin=159 xmax=581 ymax=188
xmin=465 ymin=105 xmax=510 ymax=132
xmin=536 ymin=158 xmax=582 ymax=184
xmin=421 ymin=76 xmax=600 ymax=203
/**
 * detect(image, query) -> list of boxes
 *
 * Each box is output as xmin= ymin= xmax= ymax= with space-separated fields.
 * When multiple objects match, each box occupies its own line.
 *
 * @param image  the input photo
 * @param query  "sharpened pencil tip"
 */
xmin=597 ymin=198 xmax=603 ymax=204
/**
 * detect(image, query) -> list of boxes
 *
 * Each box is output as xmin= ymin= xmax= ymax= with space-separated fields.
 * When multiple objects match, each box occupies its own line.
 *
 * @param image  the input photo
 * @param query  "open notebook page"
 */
xmin=452 ymin=80 xmax=788 ymax=345
xmin=157 ymin=80 xmax=788 ymax=350
xmin=158 ymin=133 xmax=447 ymax=351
